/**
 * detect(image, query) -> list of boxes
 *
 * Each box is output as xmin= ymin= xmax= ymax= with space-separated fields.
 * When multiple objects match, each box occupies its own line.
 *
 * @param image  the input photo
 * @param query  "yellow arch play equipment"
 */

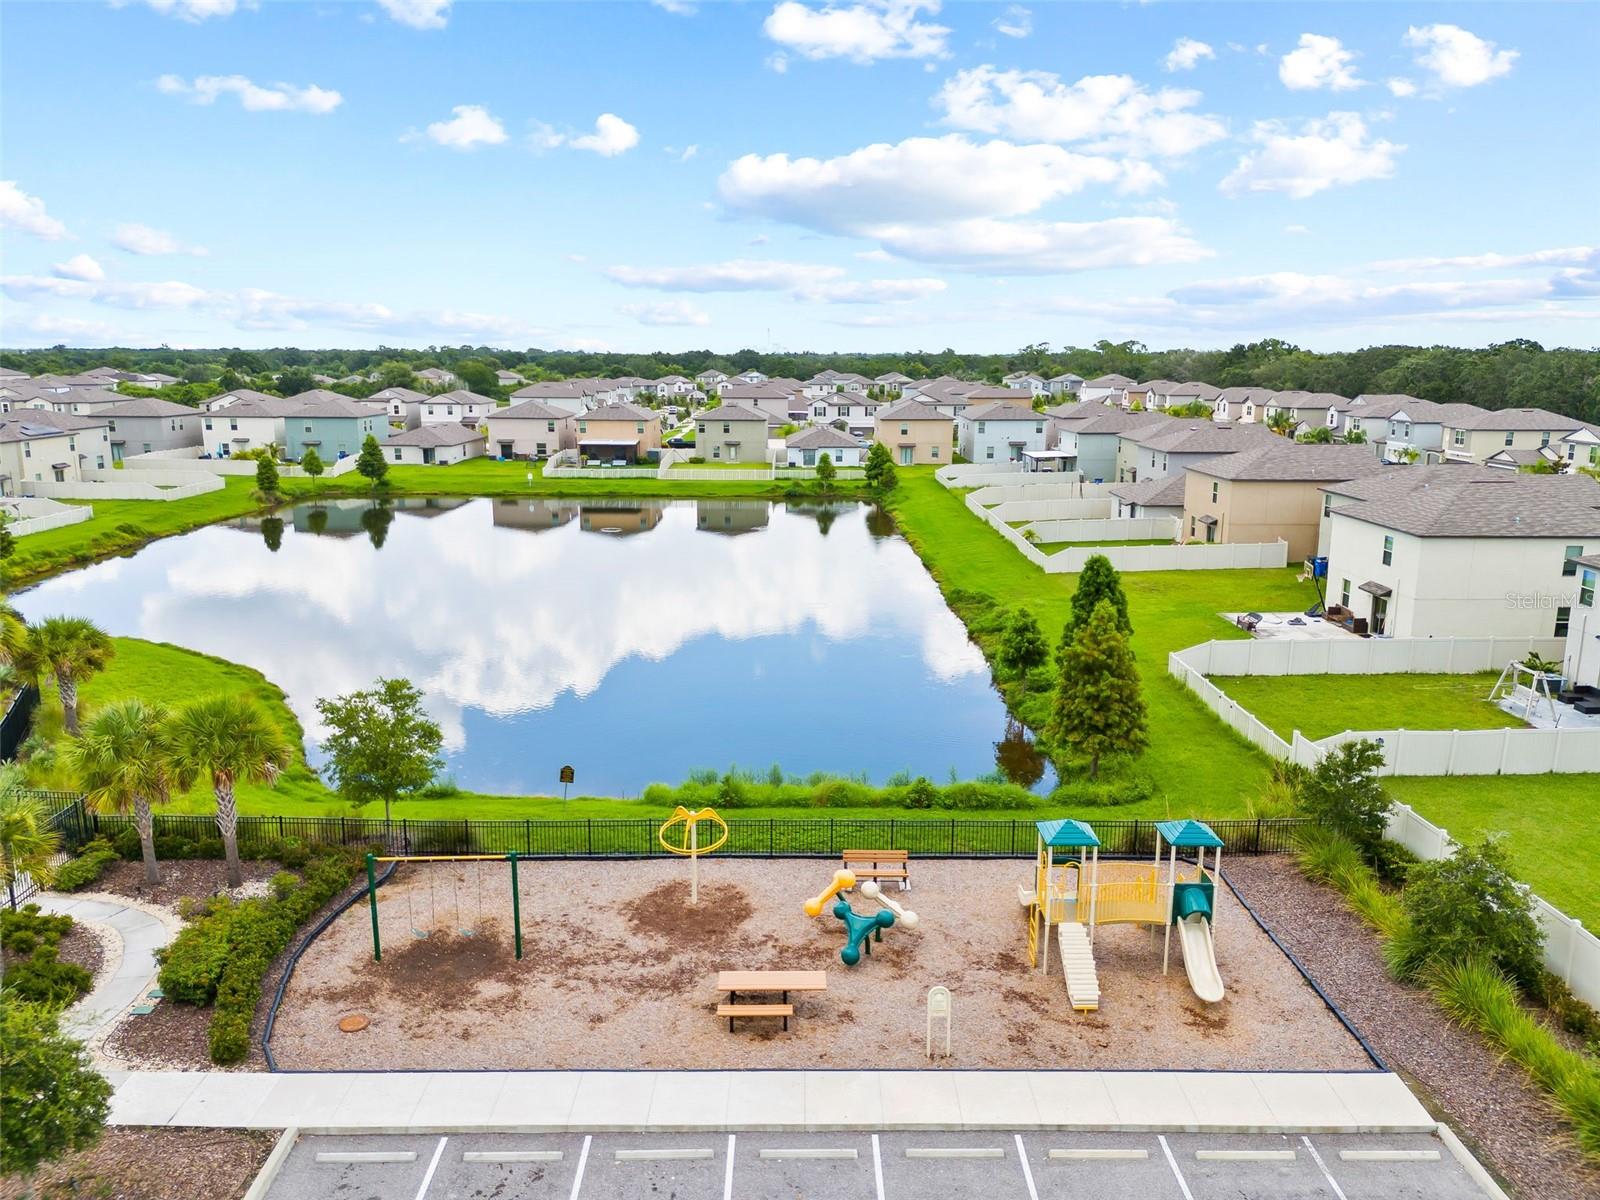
xmin=658 ymin=806 xmax=729 ymax=904
xmin=803 ymin=868 xmax=857 ymax=918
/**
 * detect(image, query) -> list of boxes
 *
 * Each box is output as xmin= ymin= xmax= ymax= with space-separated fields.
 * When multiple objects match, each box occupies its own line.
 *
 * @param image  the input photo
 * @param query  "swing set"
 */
xmin=364 ymin=853 xmax=527 ymax=962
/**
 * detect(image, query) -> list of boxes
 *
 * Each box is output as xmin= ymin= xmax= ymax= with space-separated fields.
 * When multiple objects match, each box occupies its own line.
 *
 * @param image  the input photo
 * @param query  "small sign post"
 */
xmin=559 ymin=764 xmax=575 ymax=801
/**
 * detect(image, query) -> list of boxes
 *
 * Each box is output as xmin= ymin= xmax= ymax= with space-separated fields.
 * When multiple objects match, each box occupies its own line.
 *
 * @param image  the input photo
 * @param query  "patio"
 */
xmin=1221 ymin=612 xmax=1361 ymax=642
xmin=1494 ymin=686 xmax=1600 ymax=731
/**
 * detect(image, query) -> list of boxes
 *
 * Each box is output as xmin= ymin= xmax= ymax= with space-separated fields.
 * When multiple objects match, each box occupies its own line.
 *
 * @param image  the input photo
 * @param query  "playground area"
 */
xmin=267 ymin=852 xmax=1373 ymax=1072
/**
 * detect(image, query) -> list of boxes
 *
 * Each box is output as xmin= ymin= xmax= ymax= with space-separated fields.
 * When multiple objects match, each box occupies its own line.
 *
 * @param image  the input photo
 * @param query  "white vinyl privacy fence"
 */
xmin=0 ymin=497 xmax=93 ymax=536
xmin=124 ymin=448 xmax=361 ymax=477
xmin=1170 ymin=634 xmax=1600 ymax=1006
xmin=22 ymin=472 xmax=224 ymax=501
xmin=1386 ymin=803 xmax=1600 ymax=1009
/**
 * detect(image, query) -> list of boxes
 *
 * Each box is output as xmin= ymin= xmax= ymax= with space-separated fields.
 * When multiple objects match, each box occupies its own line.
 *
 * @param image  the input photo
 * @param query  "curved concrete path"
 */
xmin=32 ymin=894 xmax=176 ymax=1043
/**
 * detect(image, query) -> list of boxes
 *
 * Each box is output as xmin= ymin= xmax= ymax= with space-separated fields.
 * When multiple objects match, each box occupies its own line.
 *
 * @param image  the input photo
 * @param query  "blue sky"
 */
xmin=1 ymin=0 xmax=1595 ymax=353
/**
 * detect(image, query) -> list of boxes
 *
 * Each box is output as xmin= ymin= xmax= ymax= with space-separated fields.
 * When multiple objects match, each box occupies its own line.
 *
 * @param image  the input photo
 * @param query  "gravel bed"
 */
xmin=1225 ymin=857 xmax=1600 ymax=1200
xmin=269 ymin=857 xmax=1370 ymax=1072
xmin=0 ymin=1128 xmax=276 ymax=1200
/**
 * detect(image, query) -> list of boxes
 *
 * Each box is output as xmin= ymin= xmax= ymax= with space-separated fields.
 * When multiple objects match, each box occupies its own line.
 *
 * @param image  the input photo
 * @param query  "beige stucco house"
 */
xmin=484 ymin=400 xmax=574 ymax=460
xmin=576 ymin=401 xmax=661 ymax=464
xmin=874 ymin=399 xmax=954 ymax=466
xmin=1442 ymin=407 xmax=1596 ymax=466
xmin=1182 ymin=442 xmax=1386 ymax=561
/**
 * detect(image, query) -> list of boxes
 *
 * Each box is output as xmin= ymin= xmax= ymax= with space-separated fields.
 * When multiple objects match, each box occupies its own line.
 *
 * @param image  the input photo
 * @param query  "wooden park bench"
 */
xmin=842 ymin=849 xmax=911 ymax=891
xmin=716 ymin=1001 xmax=795 ymax=1032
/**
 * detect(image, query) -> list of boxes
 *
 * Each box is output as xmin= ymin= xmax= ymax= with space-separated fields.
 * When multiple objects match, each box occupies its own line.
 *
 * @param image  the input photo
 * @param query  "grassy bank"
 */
xmin=1213 ymin=672 xmax=1523 ymax=740
xmin=2 ymin=461 xmax=867 ymax=587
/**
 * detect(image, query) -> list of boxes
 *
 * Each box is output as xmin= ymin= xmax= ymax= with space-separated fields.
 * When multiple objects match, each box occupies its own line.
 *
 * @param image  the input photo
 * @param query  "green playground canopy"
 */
xmin=1155 ymin=819 xmax=1224 ymax=849
xmin=1035 ymin=818 xmax=1100 ymax=848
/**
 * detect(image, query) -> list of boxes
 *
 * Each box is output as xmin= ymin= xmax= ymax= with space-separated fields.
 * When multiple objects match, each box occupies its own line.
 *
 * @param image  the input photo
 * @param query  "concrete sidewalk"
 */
xmin=106 ymin=1069 xmax=1435 ymax=1135
xmin=34 ymin=895 xmax=175 ymax=1043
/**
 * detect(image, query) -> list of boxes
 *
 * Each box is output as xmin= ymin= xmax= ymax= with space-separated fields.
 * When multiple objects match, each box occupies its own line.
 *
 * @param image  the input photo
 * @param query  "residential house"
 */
xmin=384 ymin=424 xmax=486 ymax=466
xmin=494 ymin=369 xmax=525 ymax=387
xmin=371 ymin=386 xmax=429 ymax=430
xmin=695 ymin=369 xmax=729 ymax=389
xmin=1078 ymin=373 xmax=1136 ymax=404
xmin=694 ymin=404 xmax=770 ymax=464
xmin=100 ymin=396 xmax=201 ymax=461
xmin=1263 ymin=391 xmax=1347 ymax=434
xmin=282 ymin=392 xmax=389 ymax=461
xmin=579 ymin=501 xmax=663 ymax=536
xmin=509 ymin=380 xmax=593 ymax=416
xmin=957 ymin=400 xmax=1048 ymax=464
xmin=200 ymin=395 xmax=303 ymax=457
xmin=1320 ymin=469 xmax=1600 ymax=639
xmin=1562 ymin=554 xmax=1600 ymax=689
xmin=651 ymin=374 xmax=697 ymax=398
xmin=421 ymin=389 xmax=498 ymax=426
xmin=808 ymin=392 xmax=882 ymax=435
xmin=204 ymin=388 xmax=279 ymax=412
xmin=1048 ymin=407 xmax=1168 ymax=483
xmin=27 ymin=373 xmax=113 ymax=393
xmin=733 ymin=369 xmax=769 ymax=385
xmin=491 ymin=498 xmax=580 ymax=534
xmin=1047 ymin=373 xmax=1084 ymax=397
xmin=1442 ymin=408 xmax=1596 ymax=466
xmin=1126 ymin=380 xmax=1178 ymax=410
xmin=696 ymin=500 xmax=769 ymax=535
xmin=1121 ymin=420 xmax=1277 ymax=484
xmin=1158 ymin=381 xmax=1222 ymax=412
xmin=1001 ymin=371 xmax=1048 ymax=396
xmin=1181 ymin=442 xmax=1388 ymax=561
xmin=875 ymin=372 xmax=913 ymax=388
xmin=1110 ymin=474 xmax=1187 ymax=521
xmin=1557 ymin=424 xmax=1600 ymax=474
xmin=82 ymin=367 xmax=133 ymax=385
xmin=1485 ymin=447 xmax=1566 ymax=472
xmin=20 ymin=386 xmax=129 ymax=418
xmin=718 ymin=384 xmax=793 ymax=427
xmin=874 ymin=400 xmax=954 ymax=466
xmin=133 ymin=372 xmax=179 ymax=389
xmin=415 ymin=367 xmax=459 ymax=389
xmin=1332 ymin=396 xmax=1488 ymax=464
xmin=786 ymin=424 xmax=865 ymax=467
xmin=803 ymin=370 xmax=872 ymax=397
xmin=1211 ymin=387 xmax=1276 ymax=423
xmin=0 ymin=411 xmax=111 ymax=493
xmin=906 ymin=377 xmax=987 ymax=418
xmin=576 ymin=401 xmax=661 ymax=464
xmin=483 ymin=400 xmax=574 ymax=460
xmin=0 ymin=368 xmax=29 ymax=384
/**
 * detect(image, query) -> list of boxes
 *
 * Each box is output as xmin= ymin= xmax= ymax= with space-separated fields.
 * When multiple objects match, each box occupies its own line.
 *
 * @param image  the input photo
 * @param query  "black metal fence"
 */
xmin=46 ymin=797 xmax=1311 ymax=859
xmin=5 ymin=791 xmax=88 ymax=909
xmin=0 ymin=685 xmax=39 ymax=762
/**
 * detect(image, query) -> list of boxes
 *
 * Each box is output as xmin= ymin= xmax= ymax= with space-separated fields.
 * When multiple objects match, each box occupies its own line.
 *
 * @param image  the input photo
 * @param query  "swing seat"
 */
xmin=411 ymin=928 xmax=430 ymax=939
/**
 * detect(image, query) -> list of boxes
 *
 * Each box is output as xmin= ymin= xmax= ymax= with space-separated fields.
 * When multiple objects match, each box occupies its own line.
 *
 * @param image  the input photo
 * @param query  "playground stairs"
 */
xmin=1056 ymin=922 xmax=1100 ymax=1012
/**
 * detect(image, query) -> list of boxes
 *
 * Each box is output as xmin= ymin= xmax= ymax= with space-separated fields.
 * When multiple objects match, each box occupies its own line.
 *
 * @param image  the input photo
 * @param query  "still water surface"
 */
xmin=16 ymin=497 xmax=1048 ymax=794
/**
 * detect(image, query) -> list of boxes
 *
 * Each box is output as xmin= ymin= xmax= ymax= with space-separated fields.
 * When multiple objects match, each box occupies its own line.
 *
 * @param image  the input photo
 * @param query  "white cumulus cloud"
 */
xmin=410 ymin=104 xmax=508 ymax=150
xmin=1386 ymin=77 xmax=1418 ymax=98
xmin=607 ymin=259 xmax=845 ymax=293
xmin=376 ymin=0 xmax=451 ymax=30
xmin=1404 ymin=24 xmax=1517 ymax=88
xmin=1163 ymin=37 xmax=1214 ymax=72
xmin=52 ymin=254 xmax=105 ymax=282
xmin=763 ymin=0 xmax=950 ymax=65
xmin=569 ymin=114 xmax=640 ymax=157
xmin=1278 ymin=33 xmax=1362 ymax=91
xmin=934 ymin=66 xmax=1226 ymax=158
xmin=866 ymin=216 xmax=1211 ymax=274
xmin=620 ymin=300 xmax=712 ymax=327
xmin=0 ymin=182 xmax=69 ymax=241
xmin=1220 ymin=112 xmax=1402 ymax=199
xmin=117 ymin=0 xmax=240 ymax=21
xmin=112 ymin=222 xmax=209 ymax=257
xmin=156 ymin=74 xmax=342 ymax=114
xmin=993 ymin=5 xmax=1030 ymax=39
xmin=650 ymin=0 xmax=697 ymax=13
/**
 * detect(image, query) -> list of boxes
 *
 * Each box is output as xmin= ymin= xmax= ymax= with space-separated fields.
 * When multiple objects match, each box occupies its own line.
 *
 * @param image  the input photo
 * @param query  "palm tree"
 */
xmin=0 ymin=766 xmax=60 ymax=909
xmin=67 ymin=700 xmax=174 ymax=886
xmin=1265 ymin=409 xmax=1296 ymax=437
xmin=10 ymin=616 xmax=115 ymax=736
xmin=167 ymin=696 xmax=288 ymax=887
xmin=0 ymin=601 xmax=26 ymax=662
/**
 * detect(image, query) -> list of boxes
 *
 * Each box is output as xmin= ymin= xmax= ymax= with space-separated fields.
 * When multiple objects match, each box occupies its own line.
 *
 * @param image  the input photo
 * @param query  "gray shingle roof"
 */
xmin=1185 ymin=441 xmax=1385 ymax=482
xmin=285 ymin=391 xmax=386 ymax=419
xmin=695 ymin=404 xmax=769 ymax=423
xmin=876 ymin=399 xmax=953 ymax=423
xmin=428 ymin=390 xmax=496 ymax=407
xmin=963 ymin=400 xmax=1041 ymax=422
xmin=787 ymin=425 xmax=861 ymax=450
xmin=583 ymin=401 xmax=656 ymax=421
xmin=385 ymin=424 xmax=486 ymax=448
xmin=1084 ymin=373 xmax=1135 ymax=387
xmin=1325 ymin=469 xmax=1600 ymax=537
xmin=1134 ymin=421 xmax=1277 ymax=454
xmin=100 ymin=397 xmax=195 ymax=418
xmin=1060 ymin=409 xmax=1171 ymax=436
xmin=1109 ymin=474 xmax=1188 ymax=508
xmin=492 ymin=399 xmax=572 ymax=421
xmin=1455 ymin=407 xmax=1591 ymax=432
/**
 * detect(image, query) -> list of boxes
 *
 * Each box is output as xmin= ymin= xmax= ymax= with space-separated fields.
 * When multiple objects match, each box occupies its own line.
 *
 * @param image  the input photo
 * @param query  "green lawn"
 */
xmin=1210 ymin=672 xmax=1523 ymax=740
xmin=1034 ymin=538 xmax=1173 ymax=553
xmin=1388 ymin=776 xmax=1600 ymax=928
xmin=883 ymin=469 xmax=1317 ymax=815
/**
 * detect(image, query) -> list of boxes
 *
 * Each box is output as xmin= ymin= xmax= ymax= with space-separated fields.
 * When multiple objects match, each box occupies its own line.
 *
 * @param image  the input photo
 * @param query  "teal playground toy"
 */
xmin=833 ymin=899 xmax=895 ymax=965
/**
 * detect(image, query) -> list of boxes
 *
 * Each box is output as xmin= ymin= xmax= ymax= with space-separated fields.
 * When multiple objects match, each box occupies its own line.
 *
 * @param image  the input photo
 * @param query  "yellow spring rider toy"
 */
xmin=658 ymin=806 xmax=729 ymax=904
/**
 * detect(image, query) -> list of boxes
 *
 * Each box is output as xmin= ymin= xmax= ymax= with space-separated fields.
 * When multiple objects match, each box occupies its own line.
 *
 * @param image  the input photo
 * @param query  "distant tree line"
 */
xmin=3 ymin=337 xmax=1595 ymax=422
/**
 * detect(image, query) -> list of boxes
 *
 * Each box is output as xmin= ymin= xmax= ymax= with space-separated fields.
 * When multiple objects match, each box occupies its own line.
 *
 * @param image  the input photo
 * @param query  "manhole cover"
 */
xmin=337 ymin=1014 xmax=370 ymax=1033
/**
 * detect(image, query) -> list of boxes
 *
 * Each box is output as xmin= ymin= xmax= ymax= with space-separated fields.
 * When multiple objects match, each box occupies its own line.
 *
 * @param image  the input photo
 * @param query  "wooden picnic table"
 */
xmin=715 ymin=970 xmax=827 ymax=1032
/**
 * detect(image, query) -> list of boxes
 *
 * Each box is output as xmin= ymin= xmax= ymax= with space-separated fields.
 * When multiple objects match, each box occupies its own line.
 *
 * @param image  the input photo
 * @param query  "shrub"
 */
xmin=1391 ymin=836 xmax=1544 ymax=988
xmin=5 ymin=947 xmax=93 ymax=1007
xmin=902 ymin=777 xmax=937 ymax=810
xmin=1298 ymin=740 xmax=1390 ymax=863
xmin=157 ymin=900 xmax=242 ymax=1004
xmin=0 ymin=904 xmax=73 ymax=953
xmin=270 ymin=870 xmax=299 ymax=901
xmin=52 ymin=840 xmax=119 ymax=892
xmin=0 ymin=997 xmax=113 ymax=1176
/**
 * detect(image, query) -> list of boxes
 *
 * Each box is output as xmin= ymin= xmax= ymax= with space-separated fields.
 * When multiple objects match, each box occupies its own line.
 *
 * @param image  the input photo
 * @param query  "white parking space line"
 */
xmin=904 ymin=1147 xmax=1005 ymax=1159
xmin=1302 ymin=1136 xmax=1351 ymax=1200
xmin=871 ymin=1134 xmax=885 ymax=1200
xmin=615 ymin=1148 xmax=715 ymax=1162
xmin=758 ymin=1148 xmax=859 ymax=1160
xmin=723 ymin=1134 xmax=735 ymax=1200
xmin=314 ymin=1151 xmax=417 ymax=1164
xmin=1014 ymin=1134 xmax=1040 ymax=1200
xmin=1049 ymin=1149 xmax=1150 ymax=1161
xmin=568 ymin=1135 xmax=591 ymax=1200
xmin=463 ymin=1151 xmax=563 ymax=1163
xmin=1338 ymin=1149 xmax=1442 ymax=1162
xmin=1158 ymin=1136 xmax=1197 ymax=1200
xmin=414 ymin=1137 xmax=447 ymax=1200
xmin=1195 ymin=1149 xmax=1297 ymax=1162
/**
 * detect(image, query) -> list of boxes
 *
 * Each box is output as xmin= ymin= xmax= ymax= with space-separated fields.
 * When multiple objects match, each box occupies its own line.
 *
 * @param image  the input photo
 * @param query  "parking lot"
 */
xmin=263 ymin=1129 xmax=1492 ymax=1199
